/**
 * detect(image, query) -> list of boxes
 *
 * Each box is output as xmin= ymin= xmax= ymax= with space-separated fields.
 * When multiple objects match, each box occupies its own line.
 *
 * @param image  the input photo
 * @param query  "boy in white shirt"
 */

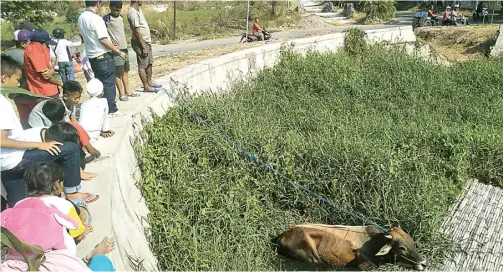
xmin=51 ymin=28 xmax=82 ymax=83
xmin=79 ymin=78 xmax=115 ymax=139
xmin=0 ymin=54 xmax=97 ymax=207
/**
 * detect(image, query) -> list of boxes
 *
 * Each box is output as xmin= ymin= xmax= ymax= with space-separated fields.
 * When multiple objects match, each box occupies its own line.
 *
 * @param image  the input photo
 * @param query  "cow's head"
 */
xmin=375 ymin=227 xmax=426 ymax=270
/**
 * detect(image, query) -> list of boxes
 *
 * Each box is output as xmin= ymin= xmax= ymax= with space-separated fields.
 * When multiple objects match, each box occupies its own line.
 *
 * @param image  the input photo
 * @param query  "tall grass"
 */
xmin=137 ymin=48 xmax=503 ymax=270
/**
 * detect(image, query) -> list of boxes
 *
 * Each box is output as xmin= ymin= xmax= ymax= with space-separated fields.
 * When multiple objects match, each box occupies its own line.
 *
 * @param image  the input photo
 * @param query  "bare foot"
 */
xmin=66 ymin=192 xmax=99 ymax=204
xmin=87 ymin=237 xmax=115 ymax=260
xmin=81 ymin=171 xmax=98 ymax=180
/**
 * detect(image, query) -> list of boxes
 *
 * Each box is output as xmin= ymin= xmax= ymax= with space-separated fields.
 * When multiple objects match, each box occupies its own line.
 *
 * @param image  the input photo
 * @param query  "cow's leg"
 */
xmin=277 ymin=227 xmax=322 ymax=264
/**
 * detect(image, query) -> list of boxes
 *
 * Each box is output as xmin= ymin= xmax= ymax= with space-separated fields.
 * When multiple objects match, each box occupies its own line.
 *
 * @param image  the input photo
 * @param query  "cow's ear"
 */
xmin=375 ymin=244 xmax=392 ymax=256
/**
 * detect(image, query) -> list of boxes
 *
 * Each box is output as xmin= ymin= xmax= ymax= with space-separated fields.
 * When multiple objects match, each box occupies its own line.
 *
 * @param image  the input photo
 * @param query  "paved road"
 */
xmin=128 ymin=24 xmax=398 ymax=67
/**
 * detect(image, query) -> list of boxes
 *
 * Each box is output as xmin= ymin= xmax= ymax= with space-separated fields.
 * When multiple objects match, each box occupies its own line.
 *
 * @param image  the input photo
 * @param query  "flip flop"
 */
xmin=119 ymin=95 xmax=129 ymax=101
xmin=127 ymin=93 xmax=141 ymax=97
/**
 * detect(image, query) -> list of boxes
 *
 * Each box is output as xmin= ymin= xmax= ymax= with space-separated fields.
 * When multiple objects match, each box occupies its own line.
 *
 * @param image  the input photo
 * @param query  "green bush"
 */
xmin=138 ymin=48 xmax=503 ymax=270
xmin=362 ymin=0 xmax=396 ymax=22
xmin=343 ymin=28 xmax=368 ymax=56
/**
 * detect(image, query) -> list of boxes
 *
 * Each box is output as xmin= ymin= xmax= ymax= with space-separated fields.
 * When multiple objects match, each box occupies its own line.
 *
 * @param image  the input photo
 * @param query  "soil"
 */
xmin=416 ymin=24 xmax=500 ymax=61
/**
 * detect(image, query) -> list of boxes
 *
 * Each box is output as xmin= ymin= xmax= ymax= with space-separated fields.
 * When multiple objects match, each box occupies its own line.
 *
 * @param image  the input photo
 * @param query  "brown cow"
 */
xmin=274 ymin=224 xmax=426 ymax=271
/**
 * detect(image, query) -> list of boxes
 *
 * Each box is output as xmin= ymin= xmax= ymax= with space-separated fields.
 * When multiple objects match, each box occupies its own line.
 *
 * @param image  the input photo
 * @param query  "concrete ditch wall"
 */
xmin=80 ymin=26 xmax=415 ymax=271
xmin=490 ymin=24 xmax=503 ymax=57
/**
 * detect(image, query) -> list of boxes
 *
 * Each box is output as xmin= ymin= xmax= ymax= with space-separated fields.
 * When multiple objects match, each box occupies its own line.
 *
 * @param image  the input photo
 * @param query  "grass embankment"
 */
xmin=138 ymin=48 xmax=503 ymax=270
xmin=416 ymin=24 xmax=500 ymax=61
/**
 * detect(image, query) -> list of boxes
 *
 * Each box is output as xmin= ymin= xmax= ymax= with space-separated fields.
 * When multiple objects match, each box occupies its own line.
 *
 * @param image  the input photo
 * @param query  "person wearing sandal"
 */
xmin=104 ymin=1 xmax=140 ymax=102
xmin=128 ymin=0 xmax=162 ymax=93
xmin=1 ymin=55 xmax=97 ymax=207
xmin=79 ymin=78 xmax=116 ymax=140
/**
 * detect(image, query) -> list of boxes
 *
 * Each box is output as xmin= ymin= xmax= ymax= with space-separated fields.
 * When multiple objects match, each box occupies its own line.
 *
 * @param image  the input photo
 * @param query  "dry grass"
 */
xmin=416 ymin=24 xmax=500 ymax=61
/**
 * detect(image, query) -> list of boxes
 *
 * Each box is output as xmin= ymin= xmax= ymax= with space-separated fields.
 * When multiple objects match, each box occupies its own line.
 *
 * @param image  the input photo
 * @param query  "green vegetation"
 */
xmin=145 ymin=1 xmax=299 ymax=43
xmin=138 ymin=42 xmax=503 ymax=270
xmin=362 ymin=0 xmax=397 ymax=22
xmin=1 ymin=1 xmax=299 ymax=46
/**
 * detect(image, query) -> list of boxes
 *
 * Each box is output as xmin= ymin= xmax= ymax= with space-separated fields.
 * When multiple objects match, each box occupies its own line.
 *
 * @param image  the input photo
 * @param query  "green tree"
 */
xmin=0 ymin=0 xmax=54 ymax=26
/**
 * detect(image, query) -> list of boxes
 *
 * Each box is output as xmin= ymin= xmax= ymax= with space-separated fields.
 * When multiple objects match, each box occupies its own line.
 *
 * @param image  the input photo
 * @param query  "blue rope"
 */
xmin=162 ymin=80 xmax=388 ymax=233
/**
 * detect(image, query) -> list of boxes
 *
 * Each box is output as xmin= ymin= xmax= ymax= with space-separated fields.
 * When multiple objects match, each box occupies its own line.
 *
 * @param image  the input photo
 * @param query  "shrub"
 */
xmin=362 ymin=0 xmax=396 ymax=22
xmin=138 ymin=48 xmax=503 ymax=270
xmin=343 ymin=28 xmax=368 ymax=56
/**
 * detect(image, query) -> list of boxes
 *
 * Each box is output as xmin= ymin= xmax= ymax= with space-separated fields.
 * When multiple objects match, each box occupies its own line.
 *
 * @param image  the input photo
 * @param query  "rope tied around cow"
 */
xmin=155 ymin=78 xmax=389 ymax=233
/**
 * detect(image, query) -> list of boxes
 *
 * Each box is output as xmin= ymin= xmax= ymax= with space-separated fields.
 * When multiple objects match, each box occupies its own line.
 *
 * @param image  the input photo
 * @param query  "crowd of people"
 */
xmin=1 ymin=0 xmax=160 ymax=270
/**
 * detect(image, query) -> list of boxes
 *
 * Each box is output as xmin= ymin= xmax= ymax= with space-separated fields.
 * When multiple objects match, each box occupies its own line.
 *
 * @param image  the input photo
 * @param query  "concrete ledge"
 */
xmin=78 ymin=26 xmax=415 ymax=271
xmin=490 ymin=24 xmax=503 ymax=57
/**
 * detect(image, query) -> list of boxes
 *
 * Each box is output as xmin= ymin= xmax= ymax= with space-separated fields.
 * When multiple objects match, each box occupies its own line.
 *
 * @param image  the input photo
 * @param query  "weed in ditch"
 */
xmin=137 ymin=47 xmax=503 ymax=270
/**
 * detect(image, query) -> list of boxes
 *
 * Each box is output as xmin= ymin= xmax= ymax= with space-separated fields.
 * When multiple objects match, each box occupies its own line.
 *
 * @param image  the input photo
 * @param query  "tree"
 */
xmin=0 ymin=1 xmax=54 ymax=26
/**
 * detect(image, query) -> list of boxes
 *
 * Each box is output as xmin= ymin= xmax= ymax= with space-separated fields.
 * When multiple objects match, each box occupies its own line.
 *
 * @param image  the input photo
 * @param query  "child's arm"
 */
xmin=1 ymin=130 xmax=62 ymax=155
xmin=102 ymin=101 xmax=111 ymax=133
xmin=84 ymin=143 xmax=101 ymax=158
xmin=70 ymin=114 xmax=78 ymax=124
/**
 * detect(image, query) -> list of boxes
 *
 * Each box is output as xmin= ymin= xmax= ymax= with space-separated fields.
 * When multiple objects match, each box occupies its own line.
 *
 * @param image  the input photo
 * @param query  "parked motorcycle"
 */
xmin=239 ymin=28 xmax=272 ymax=43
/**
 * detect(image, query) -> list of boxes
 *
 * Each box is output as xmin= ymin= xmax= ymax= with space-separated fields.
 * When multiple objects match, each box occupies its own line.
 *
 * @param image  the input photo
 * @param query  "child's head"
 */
xmin=87 ymin=78 xmax=104 ymax=98
xmin=52 ymin=28 xmax=65 ymax=39
xmin=25 ymin=161 xmax=65 ymax=197
xmin=42 ymin=99 xmax=66 ymax=124
xmin=45 ymin=122 xmax=80 ymax=146
xmin=14 ymin=29 xmax=32 ymax=49
xmin=62 ymin=80 xmax=83 ymax=105
xmin=110 ymin=1 xmax=123 ymax=17
xmin=1 ymin=54 xmax=22 ymax=88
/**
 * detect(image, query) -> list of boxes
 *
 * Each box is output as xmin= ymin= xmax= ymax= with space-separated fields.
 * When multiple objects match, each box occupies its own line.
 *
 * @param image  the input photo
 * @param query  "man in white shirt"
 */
xmin=78 ymin=0 xmax=127 ymax=116
xmin=1 ymin=54 xmax=97 ymax=207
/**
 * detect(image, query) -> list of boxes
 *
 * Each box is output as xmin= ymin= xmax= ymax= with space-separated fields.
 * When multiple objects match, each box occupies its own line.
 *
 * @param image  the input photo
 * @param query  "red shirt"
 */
xmin=24 ymin=42 xmax=58 ymax=97
xmin=71 ymin=122 xmax=90 ymax=147
xmin=252 ymin=23 xmax=260 ymax=35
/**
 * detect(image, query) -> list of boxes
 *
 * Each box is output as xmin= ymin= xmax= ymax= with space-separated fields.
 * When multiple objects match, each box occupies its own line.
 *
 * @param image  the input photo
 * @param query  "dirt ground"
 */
xmin=416 ymin=24 xmax=500 ymax=62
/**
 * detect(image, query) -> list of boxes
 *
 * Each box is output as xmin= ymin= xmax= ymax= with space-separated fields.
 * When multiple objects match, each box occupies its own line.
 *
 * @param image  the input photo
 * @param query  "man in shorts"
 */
xmin=104 ymin=1 xmax=139 ymax=101
xmin=128 ymin=0 xmax=161 ymax=92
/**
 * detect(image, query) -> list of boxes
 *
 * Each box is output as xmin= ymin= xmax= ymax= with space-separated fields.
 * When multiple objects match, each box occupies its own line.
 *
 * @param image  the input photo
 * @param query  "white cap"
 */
xmin=13 ymin=30 xmax=20 ymax=41
xmin=87 ymin=78 xmax=104 ymax=97
xmin=454 ymin=4 xmax=459 ymax=7
xmin=446 ymin=6 xmax=451 ymax=9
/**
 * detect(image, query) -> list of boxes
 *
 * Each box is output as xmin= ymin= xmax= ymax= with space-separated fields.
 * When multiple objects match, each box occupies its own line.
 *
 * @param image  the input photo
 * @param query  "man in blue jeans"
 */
xmin=1 ymin=55 xmax=97 ymax=207
xmin=78 ymin=0 xmax=127 ymax=116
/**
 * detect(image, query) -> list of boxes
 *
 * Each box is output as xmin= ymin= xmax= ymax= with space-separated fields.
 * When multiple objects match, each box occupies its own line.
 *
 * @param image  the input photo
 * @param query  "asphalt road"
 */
xmin=128 ymin=24 xmax=397 ymax=67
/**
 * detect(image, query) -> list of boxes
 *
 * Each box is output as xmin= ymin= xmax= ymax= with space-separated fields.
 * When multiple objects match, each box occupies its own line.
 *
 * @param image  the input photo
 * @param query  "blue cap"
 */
xmin=30 ymin=29 xmax=57 ymax=46
xmin=16 ymin=29 xmax=33 ymax=41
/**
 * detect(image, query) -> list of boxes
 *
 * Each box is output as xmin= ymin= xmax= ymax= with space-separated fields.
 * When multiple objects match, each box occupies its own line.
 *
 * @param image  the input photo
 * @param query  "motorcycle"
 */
xmin=239 ymin=28 xmax=272 ymax=43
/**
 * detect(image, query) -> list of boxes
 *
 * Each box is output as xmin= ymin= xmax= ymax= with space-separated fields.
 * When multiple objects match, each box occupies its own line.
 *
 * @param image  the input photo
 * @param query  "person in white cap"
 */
xmin=79 ymin=78 xmax=115 ymax=140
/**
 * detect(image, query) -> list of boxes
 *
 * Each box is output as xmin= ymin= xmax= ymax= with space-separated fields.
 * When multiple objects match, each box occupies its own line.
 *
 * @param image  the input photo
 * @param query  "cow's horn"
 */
xmin=385 ymin=234 xmax=392 ymax=240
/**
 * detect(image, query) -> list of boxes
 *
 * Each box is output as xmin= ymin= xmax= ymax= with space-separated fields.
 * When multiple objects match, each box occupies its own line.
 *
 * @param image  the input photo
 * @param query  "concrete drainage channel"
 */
xmin=77 ymin=25 xmax=502 ymax=271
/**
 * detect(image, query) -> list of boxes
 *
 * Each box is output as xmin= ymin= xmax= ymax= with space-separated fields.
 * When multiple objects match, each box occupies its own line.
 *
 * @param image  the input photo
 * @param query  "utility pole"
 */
xmin=173 ymin=0 xmax=176 ymax=40
xmin=246 ymin=0 xmax=250 ymax=42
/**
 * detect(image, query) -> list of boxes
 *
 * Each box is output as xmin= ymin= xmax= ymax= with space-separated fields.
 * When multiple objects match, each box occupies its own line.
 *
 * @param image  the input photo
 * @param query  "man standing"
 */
xmin=78 ymin=0 xmax=127 ymax=116
xmin=128 ymin=0 xmax=161 ymax=93
xmin=104 ymin=0 xmax=139 ymax=101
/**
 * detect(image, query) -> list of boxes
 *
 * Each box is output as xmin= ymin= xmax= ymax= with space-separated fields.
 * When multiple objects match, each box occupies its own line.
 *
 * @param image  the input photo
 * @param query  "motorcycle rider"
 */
xmin=252 ymin=18 xmax=264 ymax=41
